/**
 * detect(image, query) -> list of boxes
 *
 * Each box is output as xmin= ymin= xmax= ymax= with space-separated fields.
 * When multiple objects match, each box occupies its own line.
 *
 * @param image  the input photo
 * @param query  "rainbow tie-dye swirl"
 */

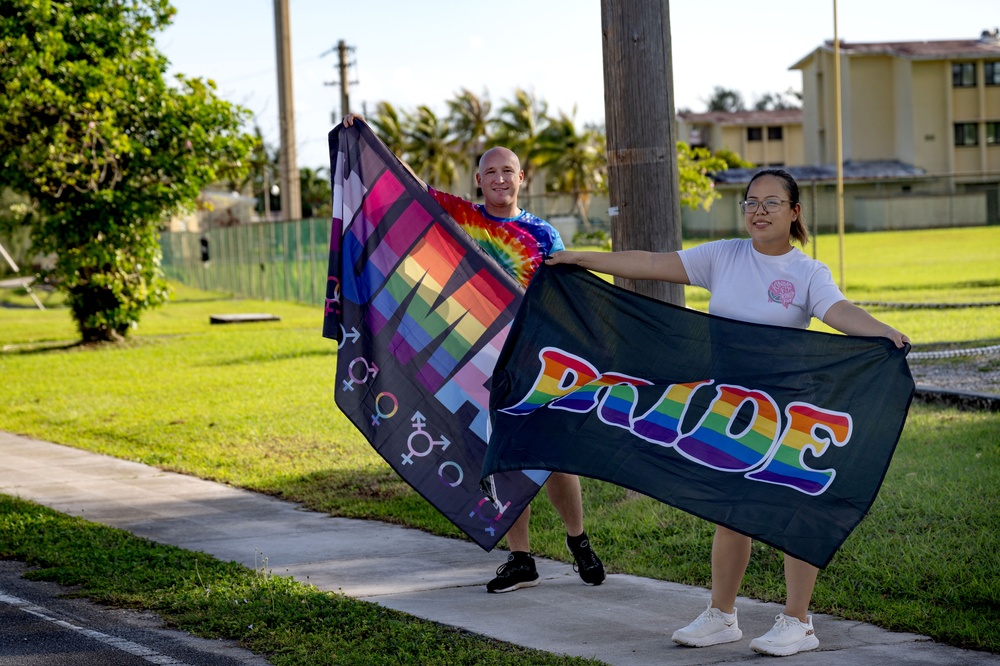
xmin=430 ymin=189 xmax=563 ymax=288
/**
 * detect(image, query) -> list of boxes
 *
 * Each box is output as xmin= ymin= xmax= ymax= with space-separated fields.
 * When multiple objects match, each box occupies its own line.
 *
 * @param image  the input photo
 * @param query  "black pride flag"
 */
xmin=483 ymin=263 xmax=915 ymax=568
xmin=322 ymin=122 xmax=545 ymax=550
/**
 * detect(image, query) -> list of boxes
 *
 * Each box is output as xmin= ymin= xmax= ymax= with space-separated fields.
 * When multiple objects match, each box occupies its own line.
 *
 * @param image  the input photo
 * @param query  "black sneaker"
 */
xmin=486 ymin=553 xmax=539 ymax=593
xmin=566 ymin=533 xmax=605 ymax=586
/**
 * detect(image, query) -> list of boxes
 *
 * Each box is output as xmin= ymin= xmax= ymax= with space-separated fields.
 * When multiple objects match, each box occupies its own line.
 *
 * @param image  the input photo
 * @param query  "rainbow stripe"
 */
xmin=339 ymin=170 xmax=434 ymax=305
xmin=675 ymin=385 xmax=780 ymax=471
xmin=570 ymin=373 xmax=654 ymax=428
xmin=633 ymin=380 xmax=714 ymax=445
xmin=367 ymin=224 xmax=515 ymax=393
xmin=502 ymin=348 xmax=600 ymax=415
xmin=746 ymin=403 xmax=852 ymax=495
xmin=435 ymin=324 xmax=512 ymax=443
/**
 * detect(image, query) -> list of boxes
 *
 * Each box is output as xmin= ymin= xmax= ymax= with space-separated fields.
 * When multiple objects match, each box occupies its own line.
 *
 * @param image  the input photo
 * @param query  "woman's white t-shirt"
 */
xmin=677 ymin=239 xmax=846 ymax=330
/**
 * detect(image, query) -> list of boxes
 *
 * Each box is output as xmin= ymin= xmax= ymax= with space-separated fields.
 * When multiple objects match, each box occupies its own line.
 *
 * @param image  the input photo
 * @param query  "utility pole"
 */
xmin=600 ymin=0 xmax=684 ymax=306
xmin=273 ymin=0 xmax=301 ymax=221
xmin=338 ymin=40 xmax=351 ymax=118
xmin=324 ymin=40 xmax=357 ymax=123
xmin=833 ymin=0 xmax=846 ymax=292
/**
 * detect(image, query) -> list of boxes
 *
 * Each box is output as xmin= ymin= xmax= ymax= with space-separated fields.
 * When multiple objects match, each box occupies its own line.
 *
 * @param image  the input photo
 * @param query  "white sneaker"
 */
xmin=750 ymin=613 xmax=820 ymax=656
xmin=671 ymin=603 xmax=743 ymax=647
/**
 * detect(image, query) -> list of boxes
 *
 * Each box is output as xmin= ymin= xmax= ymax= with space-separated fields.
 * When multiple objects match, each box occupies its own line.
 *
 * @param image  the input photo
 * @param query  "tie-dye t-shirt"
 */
xmin=429 ymin=188 xmax=565 ymax=288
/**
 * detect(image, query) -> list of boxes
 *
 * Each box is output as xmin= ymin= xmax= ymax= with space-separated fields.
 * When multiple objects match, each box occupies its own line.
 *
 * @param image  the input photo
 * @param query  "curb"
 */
xmin=913 ymin=385 xmax=1000 ymax=412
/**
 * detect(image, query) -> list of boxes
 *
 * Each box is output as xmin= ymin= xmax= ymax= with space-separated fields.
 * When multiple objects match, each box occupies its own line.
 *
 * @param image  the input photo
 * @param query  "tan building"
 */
xmin=676 ymin=109 xmax=804 ymax=167
xmin=683 ymin=29 xmax=1000 ymax=237
xmin=791 ymin=28 xmax=1000 ymax=182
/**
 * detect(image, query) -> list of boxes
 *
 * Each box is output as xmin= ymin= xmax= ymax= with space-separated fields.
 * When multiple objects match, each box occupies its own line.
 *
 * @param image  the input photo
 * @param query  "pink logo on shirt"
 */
xmin=768 ymin=280 xmax=796 ymax=309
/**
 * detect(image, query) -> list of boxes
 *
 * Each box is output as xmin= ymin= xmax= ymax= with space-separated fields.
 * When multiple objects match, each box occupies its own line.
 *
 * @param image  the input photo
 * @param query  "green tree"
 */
xmin=536 ymin=111 xmax=606 ymax=231
xmin=705 ymin=86 xmax=746 ymax=112
xmin=713 ymin=148 xmax=755 ymax=170
xmin=405 ymin=105 xmax=460 ymax=190
xmin=490 ymin=88 xmax=549 ymax=192
xmin=299 ymin=166 xmax=330 ymax=219
xmin=368 ymin=101 xmax=409 ymax=158
xmin=677 ymin=142 xmax=728 ymax=211
xmin=446 ymin=88 xmax=491 ymax=195
xmin=752 ymin=89 xmax=801 ymax=111
xmin=0 ymin=0 xmax=253 ymax=342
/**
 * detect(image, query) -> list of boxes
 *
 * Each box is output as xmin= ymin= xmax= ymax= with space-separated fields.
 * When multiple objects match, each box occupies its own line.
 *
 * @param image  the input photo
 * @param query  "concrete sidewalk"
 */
xmin=0 ymin=430 xmax=995 ymax=665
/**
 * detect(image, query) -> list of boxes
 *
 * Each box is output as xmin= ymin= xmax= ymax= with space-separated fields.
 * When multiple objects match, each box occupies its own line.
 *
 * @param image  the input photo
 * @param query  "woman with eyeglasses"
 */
xmin=545 ymin=168 xmax=908 ymax=657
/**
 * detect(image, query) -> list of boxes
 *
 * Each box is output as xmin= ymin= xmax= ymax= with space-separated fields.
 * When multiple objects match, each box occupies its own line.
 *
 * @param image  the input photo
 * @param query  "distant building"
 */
xmin=676 ymin=108 xmax=804 ymax=167
xmin=683 ymin=29 xmax=1000 ymax=237
xmin=792 ymin=28 xmax=1000 ymax=181
xmin=167 ymin=188 xmax=257 ymax=233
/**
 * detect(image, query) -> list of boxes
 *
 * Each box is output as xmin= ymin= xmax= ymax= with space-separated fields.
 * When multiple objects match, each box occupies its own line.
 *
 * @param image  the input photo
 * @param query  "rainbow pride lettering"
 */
xmin=500 ymin=348 xmax=853 ymax=496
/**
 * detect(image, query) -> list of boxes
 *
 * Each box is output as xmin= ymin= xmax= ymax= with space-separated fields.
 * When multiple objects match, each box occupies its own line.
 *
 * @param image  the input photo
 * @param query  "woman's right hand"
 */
xmin=544 ymin=251 xmax=577 ymax=265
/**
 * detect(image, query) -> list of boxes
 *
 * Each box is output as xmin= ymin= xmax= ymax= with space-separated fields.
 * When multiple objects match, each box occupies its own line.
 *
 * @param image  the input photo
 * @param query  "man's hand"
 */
xmin=342 ymin=113 xmax=364 ymax=127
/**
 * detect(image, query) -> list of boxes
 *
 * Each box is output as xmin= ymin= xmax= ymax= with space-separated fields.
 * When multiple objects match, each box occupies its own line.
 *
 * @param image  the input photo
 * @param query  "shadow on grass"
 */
xmin=167 ymin=296 xmax=237 ymax=304
xmin=1 ymin=338 xmax=169 ymax=355
xmin=1 ymin=340 xmax=82 ymax=355
xmin=206 ymin=348 xmax=335 ymax=366
xmin=0 ymin=301 xmax=63 ymax=310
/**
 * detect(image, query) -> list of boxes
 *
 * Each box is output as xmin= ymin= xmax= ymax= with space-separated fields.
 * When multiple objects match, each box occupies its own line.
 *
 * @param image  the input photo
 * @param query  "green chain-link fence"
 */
xmin=159 ymin=218 xmax=332 ymax=306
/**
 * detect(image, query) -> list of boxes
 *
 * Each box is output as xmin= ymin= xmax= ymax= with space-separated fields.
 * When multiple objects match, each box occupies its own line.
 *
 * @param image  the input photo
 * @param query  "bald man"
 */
xmin=342 ymin=114 xmax=606 ymax=593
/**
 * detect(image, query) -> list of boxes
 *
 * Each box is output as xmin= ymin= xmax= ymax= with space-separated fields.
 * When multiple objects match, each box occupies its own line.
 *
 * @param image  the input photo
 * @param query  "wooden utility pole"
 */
xmin=601 ymin=0 xmax=684 ymax=306
xmin=338 ymin=40 xmax=351 ymax=118
xmin=273 ymin=0 xmax=302 ymax=221
xmin=324 ymin=41 xmax=356 ymax=123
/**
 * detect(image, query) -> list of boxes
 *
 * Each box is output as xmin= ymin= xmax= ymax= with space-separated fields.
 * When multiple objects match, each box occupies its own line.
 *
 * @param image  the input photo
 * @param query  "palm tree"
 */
xmin=489 ymin=88 xmax=549 ymax=193
xmin=405 ymin=105 xmax=461 ymax=190
xmin=536 ymin=112 xmax=606 ymax=231
xmin=299 ymin=166 xmax=330 ymax=218
xmin=446 ymin=88 xmax=491 ymax=195
xmin=368 ymin=101 xmax=408 ymax=158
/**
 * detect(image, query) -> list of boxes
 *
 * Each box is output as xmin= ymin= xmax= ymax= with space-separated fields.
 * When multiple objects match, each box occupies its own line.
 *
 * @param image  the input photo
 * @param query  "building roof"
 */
xmin=677 ymin=109 xmax=803 ymax=126
xmin=712 ymin=161 xmax=927 ymax=185
xmin=790 ymin=29 xmax=1000 ymax=69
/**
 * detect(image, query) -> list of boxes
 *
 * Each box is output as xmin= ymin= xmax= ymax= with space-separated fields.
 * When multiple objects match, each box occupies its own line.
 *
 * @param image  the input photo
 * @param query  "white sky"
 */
xmin=156 ymin=0 xmax=999 ymax=170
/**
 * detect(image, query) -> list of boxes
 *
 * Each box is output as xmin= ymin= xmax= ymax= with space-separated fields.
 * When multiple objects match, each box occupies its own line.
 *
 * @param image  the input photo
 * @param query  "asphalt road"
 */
xmin=0 ymin=561 xmax=271 ymax=666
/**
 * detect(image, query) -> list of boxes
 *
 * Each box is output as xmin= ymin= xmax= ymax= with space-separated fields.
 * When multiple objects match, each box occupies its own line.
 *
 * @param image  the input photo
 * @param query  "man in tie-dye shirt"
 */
xmin=342 ymin=114 xmax=605 ymax=594
xmin=427 ymin=147 xmax=563 ymax=288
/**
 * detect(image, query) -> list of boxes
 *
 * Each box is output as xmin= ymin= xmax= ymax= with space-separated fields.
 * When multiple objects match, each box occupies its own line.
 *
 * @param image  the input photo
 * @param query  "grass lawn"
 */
xmin=0 ymin=495 xmax=595 ymax=666
xmin=1 ymin=226 xmax=999 ymax=660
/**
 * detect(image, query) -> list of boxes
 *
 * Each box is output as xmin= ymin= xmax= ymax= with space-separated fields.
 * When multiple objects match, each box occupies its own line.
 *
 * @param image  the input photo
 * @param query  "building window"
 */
xmin=986 ymin=62 xmax=1000 ymax=86
xmin=954 ymin=122 xmax=978 ymax=146
xmin=688 ymin=126 xmax=705 ymax=146
xmin=952 ymin=62 xmax=976 ymax=87
xmin=767 ymin=126 xmax=783 ymax=141
xmin=747 ymin=127 xmax=762 ymax=141
xmin=987 ymin=122 xmax=1000 ymax=145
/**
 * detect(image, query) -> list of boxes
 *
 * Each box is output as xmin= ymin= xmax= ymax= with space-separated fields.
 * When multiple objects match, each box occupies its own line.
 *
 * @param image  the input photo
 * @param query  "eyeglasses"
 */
xmin=740 ymin=199 xmax=792 ymax=214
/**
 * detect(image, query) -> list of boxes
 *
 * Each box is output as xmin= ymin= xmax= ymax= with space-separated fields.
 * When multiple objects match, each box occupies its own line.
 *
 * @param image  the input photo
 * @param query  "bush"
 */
xmin=572 ymin=229 xmax=612 ymax=250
